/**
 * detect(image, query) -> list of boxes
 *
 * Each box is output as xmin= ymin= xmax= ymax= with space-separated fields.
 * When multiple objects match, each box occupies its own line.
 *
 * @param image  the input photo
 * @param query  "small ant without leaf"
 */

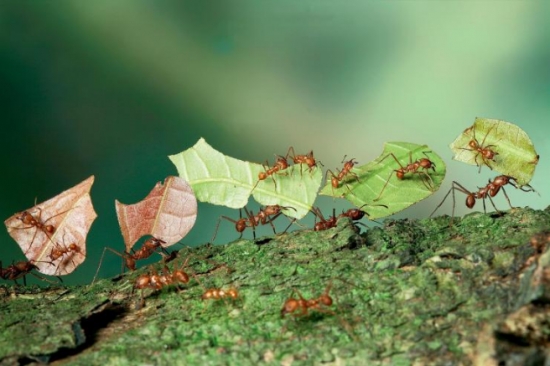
xmin=429 ymin=175 xmax=536 ymax=219
xmin=253 ymin=155 xmax=289 ymax=191
xmin=48 ymin=234 xmax=84 ymax=274
xmin=281 ymin=282 xmax=334 ymax=318
xmin=285 ymin=147 xmax=323 ymax=174
xmin=460 ymin=125 xmax=499 ymax=173
xmin=134 ymin=256 xmax=198 ymax=305
xmin=0 ymin=260 xmax=61 ymax=286
xmin=212 ymin=205 xmax=296 ymax=242
xmin=310 ymin=207 xmax=338 ymax=232
xmin=338 ymin=203 xmax=388 ymax=226
xmin=374 ymin=151 xmax=437 ymax=202
xmin=202 ymin=287 xmax=239 ymax=301
xmin=325 ymin=156 xmax=360 ymax=194
xmin=92 ymin=237 xmax=170 ymax=284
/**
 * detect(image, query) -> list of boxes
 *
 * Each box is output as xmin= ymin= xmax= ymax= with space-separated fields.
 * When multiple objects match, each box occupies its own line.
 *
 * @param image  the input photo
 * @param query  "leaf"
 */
xmin=115 ymin=176 xmax=197 ymax=251
xmin=168 ymin=138 xmax=322 ymax=220
xmin=4 ymin=176 xmax=97 ymax=276
xmin=319 ymin=142 xmax=446 ymax=219
xmin=449 ymin=117 xmax=539 ymax=186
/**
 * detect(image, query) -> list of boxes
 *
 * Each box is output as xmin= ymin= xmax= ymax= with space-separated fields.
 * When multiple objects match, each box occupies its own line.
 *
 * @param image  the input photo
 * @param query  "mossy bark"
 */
xmin=1 ymin=206 xmax=550 ymax=365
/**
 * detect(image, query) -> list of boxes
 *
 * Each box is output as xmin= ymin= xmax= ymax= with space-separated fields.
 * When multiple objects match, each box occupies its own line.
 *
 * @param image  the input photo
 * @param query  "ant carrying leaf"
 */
xmin=319 ymin=142 xmax=446 ymax=220
xmin=4 ymin=176 xmax=97 ymax=276
xmin=169 ymin=138 xmax=323 ymax=220
xmin=450 ymin=117 xmax=538 ymax=186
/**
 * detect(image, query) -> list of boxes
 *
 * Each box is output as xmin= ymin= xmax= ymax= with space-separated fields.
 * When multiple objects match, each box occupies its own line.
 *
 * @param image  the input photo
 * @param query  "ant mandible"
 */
xmin=374 ymin=151 xmax=437 ymax=202
xmin=281 ymin=282 xmax=334 ymax=318
xmin=460 ymin=125 xmax=499 ymax=173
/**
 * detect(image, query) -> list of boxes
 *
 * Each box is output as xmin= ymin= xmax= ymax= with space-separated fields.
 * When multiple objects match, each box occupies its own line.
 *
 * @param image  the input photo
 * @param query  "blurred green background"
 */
xmin=2 ymin=2 xmax=549 ymax=285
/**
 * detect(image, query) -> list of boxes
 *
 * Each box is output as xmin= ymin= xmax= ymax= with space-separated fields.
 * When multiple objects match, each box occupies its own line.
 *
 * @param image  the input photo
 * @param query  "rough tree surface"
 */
xmin=1 ymin=206 xmax=550 ymax=365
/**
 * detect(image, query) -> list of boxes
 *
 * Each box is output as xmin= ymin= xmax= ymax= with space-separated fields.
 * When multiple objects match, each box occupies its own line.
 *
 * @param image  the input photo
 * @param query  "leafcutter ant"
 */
xmin=8 ymin=208 xmax=63 ymax=255
xmin=0 ymin=260 xmax=61 ymax=286
xmin=211 ymin=205 xmax=296 ymax=242
xmin=460 ymin=125 xmax=499 ymax=172
xmin=429 ymin=175 xmax=535 ymax=219
xmin=253 ymin=155 xmax=289 ymax=191
xmin=281 ymin=281 xmax=334 ymax=318
xmin=48 ymin=233 xmax=84 ymax=275
xmin=325 ymin=156 xmax=360 ymax=194
xmin=310 ymin=207 xmax=338 ymax=232
xmin=338 ymin=203 xmax=388 ymax=227
xmin=92 ymin=237 xmax=171 ymax=284
xmin=285 ymin=147 xmax=323 ymax=174
xmin=202 ymin=287 xmax=239 ymax=301
xmin=374 ymin=151 xmax=437 ymax=202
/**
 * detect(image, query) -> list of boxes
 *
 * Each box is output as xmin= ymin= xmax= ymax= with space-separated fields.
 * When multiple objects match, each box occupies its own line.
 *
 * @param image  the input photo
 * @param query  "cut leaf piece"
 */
xmin=449 ymin=117 xmax=539 ymax=186
xmin=320 ymin=142 xmax=446 ymax=219
xmin=168 ymin=138 xmax=322 ymax=219
xmin=115 ymin=176 xmax=197 ymax=251
xmin=4 ymin=176 xmax=97 ymax=276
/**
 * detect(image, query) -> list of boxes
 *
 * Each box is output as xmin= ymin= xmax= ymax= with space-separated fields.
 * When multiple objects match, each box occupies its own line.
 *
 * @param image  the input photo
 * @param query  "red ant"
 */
xmin=7 ymin=209 xmax=60 ymax=255
xmin=202 ymin=287 xmax=239 ymax=301
xmin=134 ymin=256 xmax=198 ymax=305
xmin=281 ymin=282 xmax=334 ymax=318
xmin=212 ymin=205 xmax=296 ymax=242
xmin=0 ymin=260 xmax=60 ymax=286
xmin=338 ymin=203 xmax=388 ymax=225
xmin=253 ymin=155 xmax=290 ymax=191
xmin=460 ymin=125 xmax=499 ymax=172
xmin=325 ymin=156 xmax=360 ymax=194
xmin=374 ymin=151 xmax=437 ymax=202
xmin=286 ymin=147 xmax=323 ymax=174
xmin=310 ymin=207 xmax=338 ymax=232
xmin=429 ymin=175 xmax=535 ymax=219
xmin=93 ymin=237 xmax=170 ymax=284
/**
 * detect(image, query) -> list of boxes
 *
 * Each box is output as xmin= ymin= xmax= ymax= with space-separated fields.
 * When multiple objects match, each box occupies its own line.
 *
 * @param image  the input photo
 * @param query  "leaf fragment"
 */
xmin=320 ymin=142 xmax=446 ymax=219
xmin=449 ymin=117 xmax=539 ymax=186
xmin=168 ymin=138 xmax=322 ymax=219
xmin=115 ymin=176 xmax=197 ymax=251
xmin=4 ymin=175 xmax=97 ymax=276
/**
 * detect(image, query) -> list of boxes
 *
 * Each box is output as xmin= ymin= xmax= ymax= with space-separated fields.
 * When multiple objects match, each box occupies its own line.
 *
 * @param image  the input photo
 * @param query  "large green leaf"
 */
xmin=449 ymin=117 xmax=539 ymax=186
xmin=320 ymin=142 xmax=446 ymax=219
xmin=168 ymin=138 xmax=322 ymax=219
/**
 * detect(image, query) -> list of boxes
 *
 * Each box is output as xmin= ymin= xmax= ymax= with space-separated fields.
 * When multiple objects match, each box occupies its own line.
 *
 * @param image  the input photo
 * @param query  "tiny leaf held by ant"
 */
xmin=450 ymin=117 xmax=538 ymax=186
xmin=320 ymin=142 xmax=446 ymax=219
xmin=168 ymin=138 xmax=322 ymax=219
xmin=4 ymin=175 xmax=97 ymax=276
xmin=115 ymin=176 xmax=197 ymax=251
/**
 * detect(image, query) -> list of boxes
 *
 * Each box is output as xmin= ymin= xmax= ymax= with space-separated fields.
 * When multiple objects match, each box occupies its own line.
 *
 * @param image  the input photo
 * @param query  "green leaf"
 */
xmin=449 ymin=117 xmax=539 ymax=186
xmin=168 ymin=138 xmax=322 ymax=220
xmin=320 ymin=142 xmax=446 ymax=219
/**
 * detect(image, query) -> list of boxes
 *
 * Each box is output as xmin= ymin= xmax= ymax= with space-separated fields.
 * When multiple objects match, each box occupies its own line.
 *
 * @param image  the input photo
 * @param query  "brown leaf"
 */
xmin=115 ymin=176 xmax=197 ymax=251
xmin=4 ymin=175 xmax=97 ymax=276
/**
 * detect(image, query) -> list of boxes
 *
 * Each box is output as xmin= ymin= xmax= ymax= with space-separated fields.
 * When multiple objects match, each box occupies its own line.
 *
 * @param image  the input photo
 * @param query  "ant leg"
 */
xmin=500 ymin=187 xmax=514 ymax=210
xmin=373 ymin=170 xmax=396 ymax=202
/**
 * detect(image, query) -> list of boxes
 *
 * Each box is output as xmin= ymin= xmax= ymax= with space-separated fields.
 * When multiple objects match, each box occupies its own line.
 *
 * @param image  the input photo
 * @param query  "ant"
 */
xmin=202 ymin=287 xmax=239 ymax=301
xmin=92 ymin=237 xmax=171 ymax=284
xmin=253 ymin=155 xmax=290 ymax=191
xmin=310 ymin=207 xmax=338 ymax=232
xmin=0 ymin=260 xmax=60 ymax=286
xmin=281 ymin=282 xmax=334 ymax=318
xmin=285 ymin=147 xmax=323 ymax=174
xmin=429 ymin=175 xmax=535 ymax=219
xmin=48 ymin=234 xmax=84 ymax=274
xmin=212 ymin=205 xmax=296 ymax=242
xmin=338 ymin=203 xmax=388 ymax=226
xmin=325 ymin=156 xmax=360 ymax=194
xmin=460 ymin=125 xmax=499 ymax=172
xmin=7 ymin=209 xmax=60 ymax=255
xmin=134 ymin=256 xmax=198 ymax=305
xmin=374 ymin=151 xmax=437 ymax=202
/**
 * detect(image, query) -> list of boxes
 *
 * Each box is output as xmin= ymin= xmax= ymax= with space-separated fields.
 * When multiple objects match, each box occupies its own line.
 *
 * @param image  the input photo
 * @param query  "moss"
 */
xmin=1 ymin=207 xmax=550 ymax=365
